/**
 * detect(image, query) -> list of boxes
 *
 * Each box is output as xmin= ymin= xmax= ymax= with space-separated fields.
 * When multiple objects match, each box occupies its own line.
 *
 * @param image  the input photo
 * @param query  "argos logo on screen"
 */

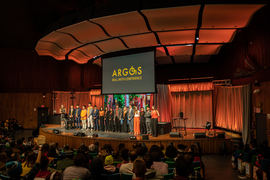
xmin=112 ymin=66 xmax=142 ymax=82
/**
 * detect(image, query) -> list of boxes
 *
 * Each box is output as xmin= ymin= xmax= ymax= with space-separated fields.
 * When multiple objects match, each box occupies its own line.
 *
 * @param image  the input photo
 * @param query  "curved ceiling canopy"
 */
xmin=35 ymin=4 xmax=264 ymax=64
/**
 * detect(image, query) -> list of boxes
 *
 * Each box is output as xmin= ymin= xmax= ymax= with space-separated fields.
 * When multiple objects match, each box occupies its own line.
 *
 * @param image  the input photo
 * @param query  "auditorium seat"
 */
xmin=261 ymin=159 xmax=270 ymax=171
xmin=0 ymin=174 xmax=10 ymax=180
xmin=121 ymin=173 xmax=133 ymax=180
xmin=113 ymin=161 xmax=122 ymax=167
xmin=102 ymin=173 xmax=120 ymax=180
xmin=245 ymin=155 xmax=257 ymax=178
xmin=165 ymin=161 xmax=175 ymax=168
xmin=164 ymin=173 xmax=173 ymax=180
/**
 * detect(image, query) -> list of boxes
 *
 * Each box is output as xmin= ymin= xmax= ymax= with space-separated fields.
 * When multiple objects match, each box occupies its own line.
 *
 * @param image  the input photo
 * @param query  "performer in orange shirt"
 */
xmin=81 ymin=105 xmax=87 ymax=130
xmin=134 ymin=106 xmax=140 ymax=135
xmin=151 ymin=105 xmax=160 ymax=137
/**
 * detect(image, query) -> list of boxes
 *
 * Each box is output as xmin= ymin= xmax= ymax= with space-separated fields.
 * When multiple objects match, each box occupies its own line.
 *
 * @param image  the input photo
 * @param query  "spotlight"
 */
xmin=196 ymin=37 xmax=199 ymax=40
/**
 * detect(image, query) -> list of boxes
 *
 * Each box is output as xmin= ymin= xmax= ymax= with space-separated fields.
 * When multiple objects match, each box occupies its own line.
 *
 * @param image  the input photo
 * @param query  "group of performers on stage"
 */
xmin=59 ymin=103 xmax=160 ymax=137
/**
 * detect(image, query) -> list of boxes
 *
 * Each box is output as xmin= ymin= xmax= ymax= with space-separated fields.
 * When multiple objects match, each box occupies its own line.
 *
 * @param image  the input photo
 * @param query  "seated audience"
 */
xmin=165 ymin=145 xmax=178 ymax=161
xmin=36 ymin=156 xmax=50 ymax=178
xmin=117 ymin=147 xmax=129 ymax=168
xmin=5 ymin=145 xmax=42 ymax=180
xmin=11 ymin=153 xmax=21 ymax=162
xmin=89 ymin=158 xmax=107 ymax=180
xmin=94 ymin=141 xmax=100 ymax=153
xmin=151 ymin=151 xmax=168 ymax=175
xmin=177 ymin=144 xmax=187 ymax=156
xmin=103 ymin=155 xmax=119 ymax=174
xmin=63 ymin=144 xmax=69 ymax=152
xmin=41 ymin=143 xmax=49 ymax=156
xmin=10 ymin=141 xmax=21 ymax=155
xmin=173 ymin=156 xmax=192 ymax=180
xmin=120 ymin=150 xmax=138 ymax=174
xmin=21 ymin=152 xmax=37 ymax=176
xmin=4 ymin=148 xmax=13 ymax=162
xmin=0 ymin=145 xmax=7 ymax=174
xmin=133 ymin=159 xmax=147 ymax=180
xmin=89 ymin=144 xmax=96 ymax=153
xmin=159 ymin=144 xmax=166 ymax=156
xmin=114 ymin=143 xmax=125 ymax=160
xmin=133 ymin=154 xmax=164 ymax=180
xmin=149 ymin=145 xmax=165 ymax=159
xmin=56 ymin=149 xmax=74 ymax=170
xmin=62 ymin=153 xmax=90 ymax=180
xmin=78 ymin=145 xmax=93 ymax=161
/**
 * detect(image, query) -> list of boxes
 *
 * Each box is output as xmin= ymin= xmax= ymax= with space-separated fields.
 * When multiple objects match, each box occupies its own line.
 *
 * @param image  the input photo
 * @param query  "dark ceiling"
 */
xmin=0 ymin=0 xmax=266 ymax=50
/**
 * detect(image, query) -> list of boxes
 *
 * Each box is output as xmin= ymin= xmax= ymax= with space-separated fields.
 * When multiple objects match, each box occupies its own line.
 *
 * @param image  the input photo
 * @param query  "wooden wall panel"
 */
xmin=40 ymin=128 xmax=233 ymax=154
xmin=252 ymin=81 xmax=270 ymax=144
xmin=0 ymin=93 xmax=52 ymax=129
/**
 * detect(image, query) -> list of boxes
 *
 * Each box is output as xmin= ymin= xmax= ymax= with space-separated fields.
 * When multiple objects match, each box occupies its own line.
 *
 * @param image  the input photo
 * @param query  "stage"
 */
xmin=40 ymin=124 xmax=234 ymax=154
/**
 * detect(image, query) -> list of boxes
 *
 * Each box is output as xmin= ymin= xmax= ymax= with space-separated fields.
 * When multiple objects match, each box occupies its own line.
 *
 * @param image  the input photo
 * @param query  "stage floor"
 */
xmin=43 ymin=124 xmax=233 ymax=140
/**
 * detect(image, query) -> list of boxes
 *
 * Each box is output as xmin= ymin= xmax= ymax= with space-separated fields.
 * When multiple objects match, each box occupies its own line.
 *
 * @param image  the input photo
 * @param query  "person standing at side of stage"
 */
xmin=145 ymin=106 xmax=152 ymax=136
xmin=92 ymin=105 xmax=99 ymax=131
xmin=69 ymin=105 xmax=75 ymax=128
xmin=108 ymin=108 xmax=114 ymax=132
xmin=134 ymin=106 xmax=140 ymax=135
xmin=122 ymin=106 xmax=128 ymax=133
xmin=151 ymin=105 xmax=160 ymax=137
xmin=81 ymin=105 xmax=87 ymax=130
xmin=75 ymin=104 xmax=81 ymax=130
xmin=87 ymin=102 xmax=93 ymax=131
xmin=99 ymin=107 xmax=105 ymax=131
xmin=114 ymin=104 xmax=122 ymax=133
xmin=104 ymin=107 xmax=109 ymax=132
xmin=128 ymin=104 xmax=134 ymax=134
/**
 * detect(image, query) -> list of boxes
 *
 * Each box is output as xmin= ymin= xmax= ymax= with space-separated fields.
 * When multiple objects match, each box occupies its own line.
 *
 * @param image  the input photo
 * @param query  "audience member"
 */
xmin=89 ymin=144 xmax=96 ymax=153
xmin=36 ymin=156 xmax=50 ymax=178
xmin=11 ymin=153 xmax=21 ymax=162
xmin=94 ymin=141 xmax=100 ymax=153
xmin=89 ymin=158 xmax=107 ymax=180
xmin=173 ymin=156 xmax=191 ymax=180
xmin=10 ymin=141 xmax=21 ymax=154
xmin=63 ymin=144 xmax=69 ymax=152
xmin=149 ymin=145 xmax=165 ymax=159
xmin=177 ymin=144 xmax=187 ymax=156
xmin=56 ymin=149 xmax=74 ymax=170
xmin=159 ymin=144 xmax=166 ymax=156
xmin=41 ymin=143 xmax=49 ymax=156
xmin=120 ymin=150 xmax=138 ymax=174
xmin=62 ymin=153 xmax=90 ymax=180
xmin=117 ymin=147 xmax=129 ymax=168
xmin=133 ymin=154 xmax=164 ymax=180
xmin=132 ymin=159 xmax=147 ymax=180
xmin=103 ymin=155 xmax=119 ymax=174
xmin=150 ymin=151 xmax=168 ymax=174
xmin=114 ymin=143 xmax=125 ymax=160
xmin=0 ymin=145 xmax=7 ymax=174
xmin=21 ymin=152 xmax=37 ymax=176
xmin=165 ymin=145 xmax=178 ymax=160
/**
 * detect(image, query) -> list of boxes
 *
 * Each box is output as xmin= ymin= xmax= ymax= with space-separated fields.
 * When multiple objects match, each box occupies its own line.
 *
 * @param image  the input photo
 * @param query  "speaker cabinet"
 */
xmin=170 ymin=132 xmax=181 ymax=138
xmin=142 ymin=135 xmax=149 ymax=140
xmin=78 ymin=132 xmax=85 ymax=137
xmin=194 ymin=133 xmax=206 ymax=139
xmin=52 ymin=129 xmax=60 ymax=134
xmin=92 ymin=133 xmax=98 ymax=137
xmin=73 ymin=132 xmax=78 ymax=136
xmin=129 ymin=136 xmax=137 ymax=140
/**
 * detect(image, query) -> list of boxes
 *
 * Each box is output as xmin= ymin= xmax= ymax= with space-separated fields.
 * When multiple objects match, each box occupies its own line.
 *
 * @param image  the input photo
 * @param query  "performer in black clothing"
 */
xmin=104 ymin=107 xmax=109 ymax=132
xmin=140 ymin=108 xmax=146 ymax=135
xmin=108 ymin=108 xmax=114 ymax=132
xmin=122 ymin=107 xmax=128 ymax=133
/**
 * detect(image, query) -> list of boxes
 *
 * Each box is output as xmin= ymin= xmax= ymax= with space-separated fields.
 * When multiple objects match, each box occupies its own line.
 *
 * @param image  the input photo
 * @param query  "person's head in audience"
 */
xmin=41 ymin=143 xmax=49 ymax=154
xmin=118 ymin=143 xmax=125 ymax=151
xmin=159 ymin=144 xmax=164 ymax=151
xmin=82 ymin=105 xmax=86 ymax=110
xmin=49 ymin=142 xmax=56 ymax=148
xmin=178 ymin=144 xmax=187 ymax=153
xmin=5 ymin=161 xmax=22 ymax=179
xmin=47 ymin=145 xmax=56 ymax=157
xmin=24 ymin=146 xmax=33 ymax=158
xmin=137 ymin=147 xmax=147 ymax=159
xmin=133 ymin=159 xmax=147 ymax=180
xmin=149 ymin=145 xmax=164 ymax=158
xmin=10 ymin=141 xmax=16 ymax=148
xmin=238 ymin=142 xmax=244 ymax=150
xmin=141 ymin=143 xmax=148 ymax=153
xmin=78 ymin=145 xmax=89 ymax=155
xmin=143 ymin=154 xmax=153 ymax=169
xmin=165 ymin=145 xmax=178 ymax=158
xmin=151 ymin=151 xmax=161 ymax=162
xmin=129 ymin=150 xmax=138 ymax=163
xmin=40 ymin=156 xmax=49 ymax=171
xmin=11 ymin=153 xmax=20 ymax=162
xmin=74 ymin=153 xmax=85 ymax=167
xmin=27 ymin=137 xmax=33 ymax=143
xmin=88 ymin=102 xmax=91 ymax=107
xmin=63 ymin=144 xmax=69 ymax=152
xmin=133 ymin=143 xmax=138 ymax=149
xmin=65 ymin=149 xmax=74 ymax=159
xmin=104 ymin=155 xmax=114 ymax=166
xmin=121 ymin=147 xmax=129 ymax=162
xmin=188 ymin=144 xmax=199 ymax=156
xmin=94 ymin=141 xmax=99 ymax=148
xmin=89 ymin=144 xmax=95 ymax=152
xmin=90 ymin=158 xmax=104 ymax=176
xmin=24 ymin=152 xmax=37 ymax=167
xmin=174 ymin=156 xmax=191 ymax=178
xmin=249 ymin=140 xmax=257 ymax=149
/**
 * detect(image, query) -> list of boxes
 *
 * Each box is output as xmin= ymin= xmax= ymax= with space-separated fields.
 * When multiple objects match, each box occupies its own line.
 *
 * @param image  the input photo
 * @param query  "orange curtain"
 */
xmin=153 ymin=85 xmax=171 ymax=122
xmin=89 ymin=89 xmax=104 ymax=108
xmin=169 ymin=82 xmax=214 ymax=92
xmin=171 ymin=91 xmax=213 ymax=128
xmin=213 ymin=85 xmax=250 ymax=132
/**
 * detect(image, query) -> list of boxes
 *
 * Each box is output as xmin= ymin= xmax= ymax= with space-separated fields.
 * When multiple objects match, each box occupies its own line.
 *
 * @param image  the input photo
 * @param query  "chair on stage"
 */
xmin=64 ymin=117 xmax=74 ymax=130
xmin=121 ymin=173 xmax=133 ymax=180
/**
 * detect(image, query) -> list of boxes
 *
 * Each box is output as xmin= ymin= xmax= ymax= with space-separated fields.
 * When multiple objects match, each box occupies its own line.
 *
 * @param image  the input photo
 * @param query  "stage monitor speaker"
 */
xmin=53 ymin=129 xmax=60 ymax=134
xmin=194 ymin=133 xmax=206 ymax=139
xmin=40 ymin=124 xmax=46 ymax=128
xmin=142 ymin=135 xmax=149 ymax=140
xmin=170 ymin=132 xmax=181 ymax=138
xmin=92 ymin=133 xmax=98 ymax=137
xmin=73 ymin=133 xmax=78 ymax=136
xmin=78 ymin=132 xmax=85 ymax=137
xmin=129 ymin=136 xmax=137 ymax=140
xmin=216 ymin=132 xmax=225 ymax=138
